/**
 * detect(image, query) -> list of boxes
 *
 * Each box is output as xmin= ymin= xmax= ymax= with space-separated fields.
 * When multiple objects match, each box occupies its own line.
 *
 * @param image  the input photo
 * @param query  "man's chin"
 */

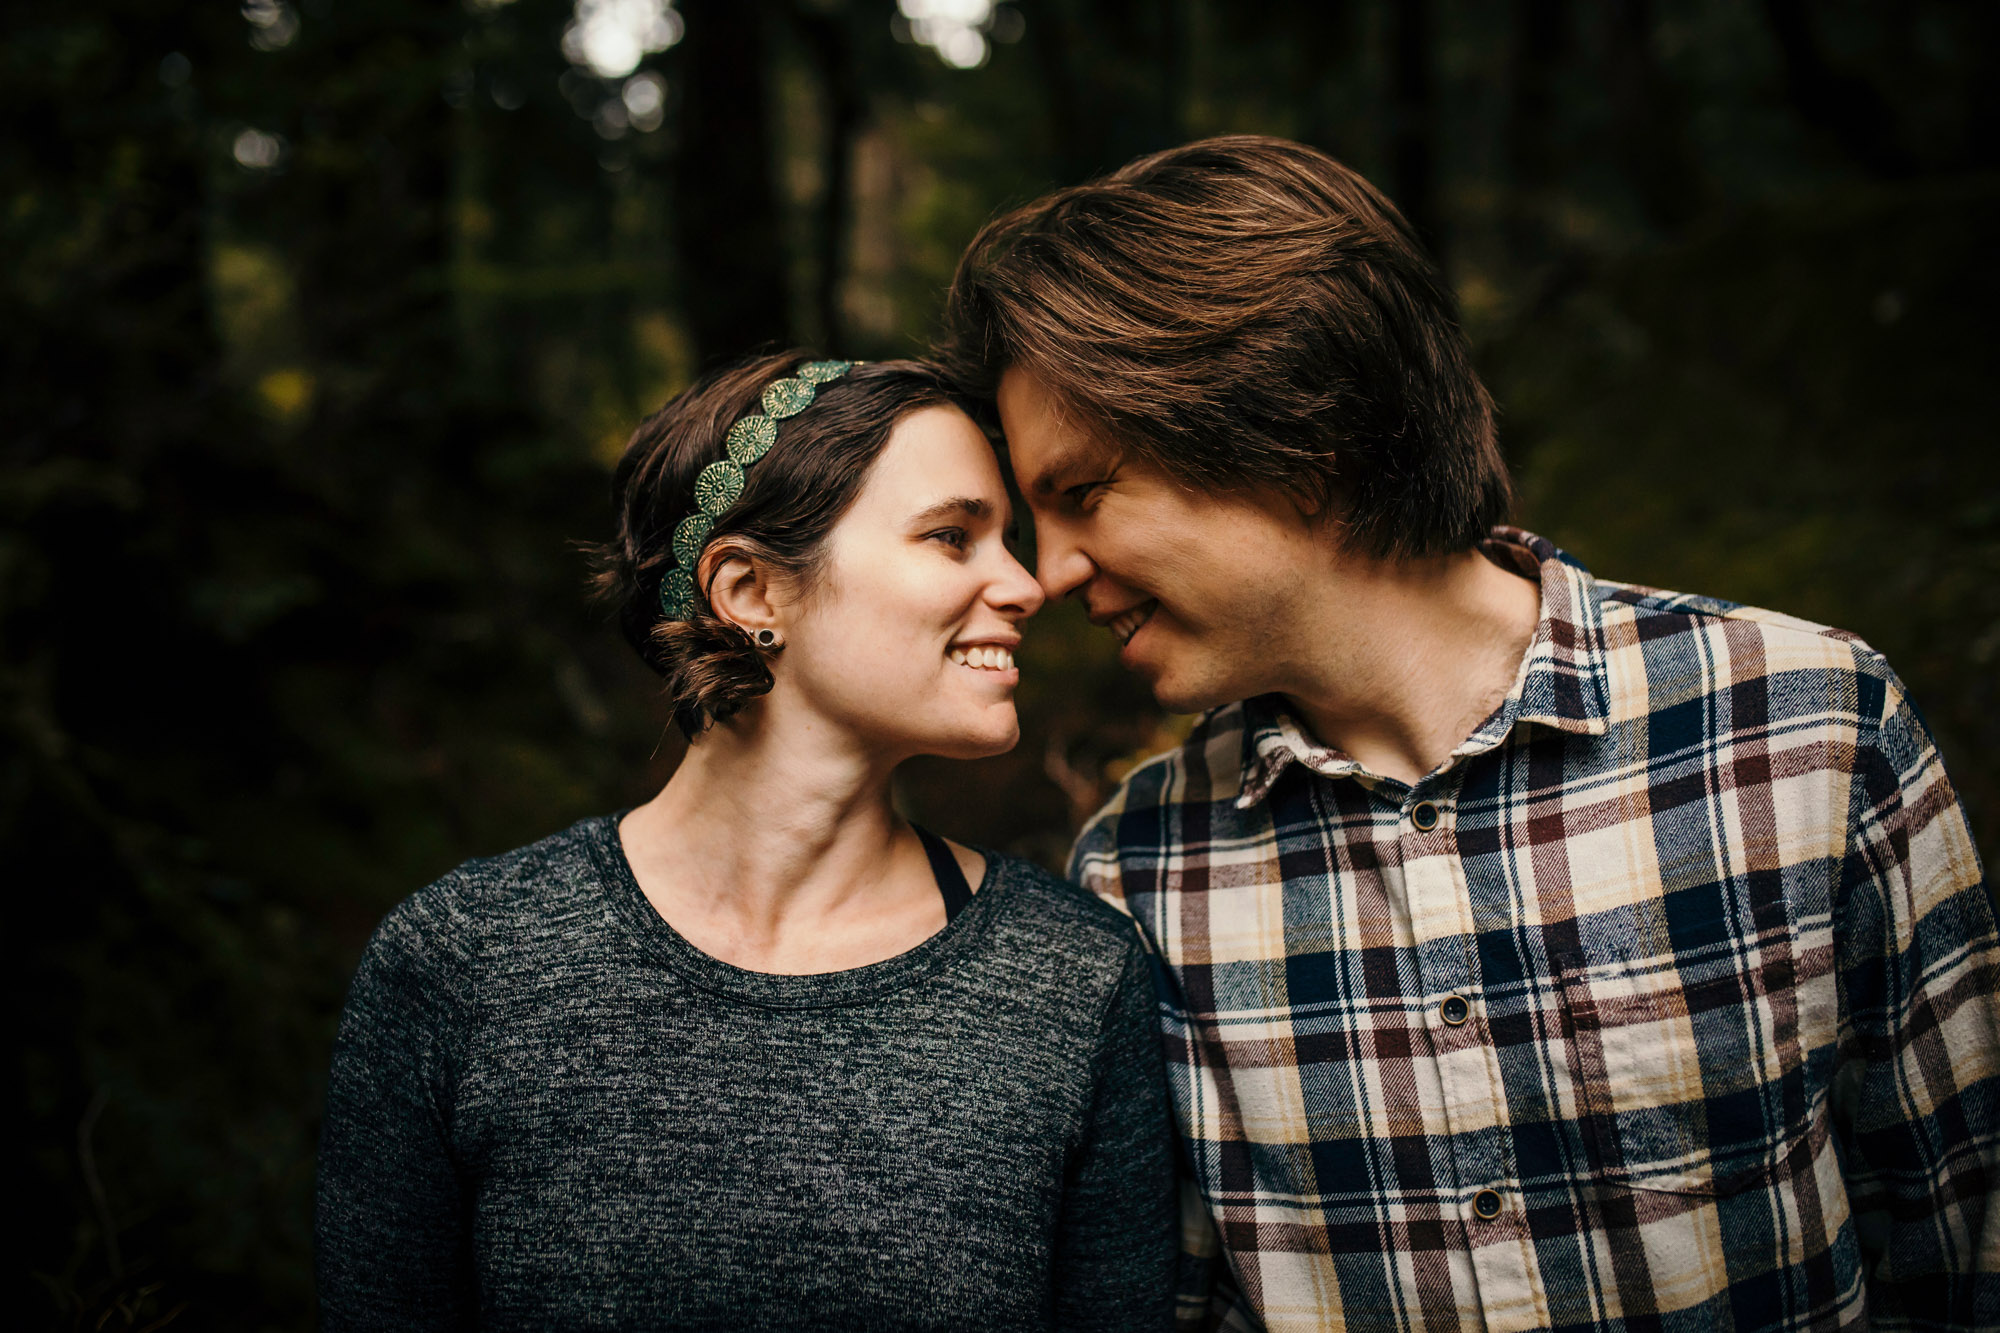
xmin=1125 ymin=635 xmax=1254 ymax=715
xmin=1142 ymin=666 xmax=1238 ymax=718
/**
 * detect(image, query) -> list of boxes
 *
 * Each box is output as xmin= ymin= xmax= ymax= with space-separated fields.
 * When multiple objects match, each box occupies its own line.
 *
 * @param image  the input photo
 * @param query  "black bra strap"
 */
xmin=913 ymin=824 xmax=973 ymax=922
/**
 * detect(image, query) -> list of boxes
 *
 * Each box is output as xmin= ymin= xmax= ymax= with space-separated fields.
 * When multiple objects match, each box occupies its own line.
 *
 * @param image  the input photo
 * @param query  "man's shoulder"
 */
xmin=1592 ymin=575 xmax=1899 ymax=702
xmin=1069 ymin=704 xmax=1256 ymax=900
xmin=1081 ymin=703 xmax=1253 ymax=828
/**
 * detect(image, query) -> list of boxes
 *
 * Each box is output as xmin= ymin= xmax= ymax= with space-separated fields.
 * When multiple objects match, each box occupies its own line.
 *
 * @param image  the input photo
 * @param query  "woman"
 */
xmin=315 ymin=354 xmax=1178 ymax=1330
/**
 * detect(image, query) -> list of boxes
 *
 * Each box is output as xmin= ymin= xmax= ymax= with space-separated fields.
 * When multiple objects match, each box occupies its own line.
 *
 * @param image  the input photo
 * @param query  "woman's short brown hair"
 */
xmin=594 ymin=352 xmax=964 ymax=737
xmin=939 ymin=135 xmax=1510 ymax=560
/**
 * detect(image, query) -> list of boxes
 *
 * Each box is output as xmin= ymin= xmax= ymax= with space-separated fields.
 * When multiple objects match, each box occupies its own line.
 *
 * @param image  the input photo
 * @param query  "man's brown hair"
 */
xmin=939 ymin=135 xmax=1510 ymax=559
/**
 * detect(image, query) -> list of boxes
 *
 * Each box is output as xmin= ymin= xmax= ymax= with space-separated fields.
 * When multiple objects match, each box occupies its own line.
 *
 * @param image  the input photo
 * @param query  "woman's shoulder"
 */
xmin=981 ymin=851 xmax=1146 ymax=966
xmin=366 ymin=813 xmax=619 ymax=977
xmin=971 ymin=854 xmax=1155 ymax=1051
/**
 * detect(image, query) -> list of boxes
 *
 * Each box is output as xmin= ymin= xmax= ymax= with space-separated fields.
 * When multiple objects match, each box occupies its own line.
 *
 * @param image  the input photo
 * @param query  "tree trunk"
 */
xmin=1388 ymin=0 xmax=1439 ymax=252
xmin=1761 ymin=0 xmax=1916 ymax=180
xmin=1600 ymin=0 xmax=1707 ymax=233
xmin=1029 ymin=0 xmax=1184 ymax=184
xmin=790 ymin=2 xmax=864 ymax=354
xmin=1289 ymin=0 xmax=1357 ymax=161
xmin=676 ymin=0 xmax=792 ymax=363
xmin=278 ymin=0 xmax=462 ymax=455
xmin=1505 ymin=0 xmax=1569 ymax=265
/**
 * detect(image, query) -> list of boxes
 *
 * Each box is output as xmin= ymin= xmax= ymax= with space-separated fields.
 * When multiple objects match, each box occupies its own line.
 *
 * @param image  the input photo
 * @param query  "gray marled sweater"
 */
xmin=316 ymin=814 xmax=1177 ymax=1331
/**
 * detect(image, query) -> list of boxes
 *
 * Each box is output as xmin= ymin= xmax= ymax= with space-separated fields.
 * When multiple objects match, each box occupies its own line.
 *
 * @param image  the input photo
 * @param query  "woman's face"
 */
xmin=778 ymin=404 xmax=1045 ymax=760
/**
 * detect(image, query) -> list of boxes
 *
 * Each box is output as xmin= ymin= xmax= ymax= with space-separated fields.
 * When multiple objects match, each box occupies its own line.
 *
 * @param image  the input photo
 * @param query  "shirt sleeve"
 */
xmin=1835 ymin=669 xmax=2000 ymax=1328
xmin=1052 ymin=938 xmax=1179 ymax=1332
xmin=1069 ymin=818 xmax=1249 ymax=1332
xmin=316 ymin=895 xmax=476 ymax=1330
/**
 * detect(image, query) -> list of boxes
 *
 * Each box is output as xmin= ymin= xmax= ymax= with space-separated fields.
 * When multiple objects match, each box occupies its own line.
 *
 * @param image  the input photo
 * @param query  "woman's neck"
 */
xmin=618 ymin=697 xmax=941 ymax=973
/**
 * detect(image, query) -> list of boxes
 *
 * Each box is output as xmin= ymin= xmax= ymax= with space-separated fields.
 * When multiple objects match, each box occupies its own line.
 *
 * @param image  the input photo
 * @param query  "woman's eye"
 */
xmin=927 ymin=527 xmax=970 ymax=551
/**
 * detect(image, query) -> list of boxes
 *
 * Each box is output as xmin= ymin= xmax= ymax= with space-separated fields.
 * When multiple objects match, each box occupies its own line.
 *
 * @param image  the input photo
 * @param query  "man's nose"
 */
xmin=1034 ymin=525 xmax=1094 ymax=601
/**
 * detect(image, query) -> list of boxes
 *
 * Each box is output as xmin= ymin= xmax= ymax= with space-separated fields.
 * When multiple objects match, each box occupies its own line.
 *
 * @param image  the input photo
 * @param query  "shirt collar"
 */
xmin=1234 ymin=527 xmax=1613 ymax=808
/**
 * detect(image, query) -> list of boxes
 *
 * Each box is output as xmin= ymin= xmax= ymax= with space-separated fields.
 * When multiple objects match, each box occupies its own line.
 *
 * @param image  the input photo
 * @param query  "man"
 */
xmin=941 ymin=136 xmax=1998 ymax=1331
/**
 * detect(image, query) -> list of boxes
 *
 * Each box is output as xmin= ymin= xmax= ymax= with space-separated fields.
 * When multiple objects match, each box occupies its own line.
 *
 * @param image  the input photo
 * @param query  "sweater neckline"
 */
xmin=584 ymin=812 xmax=1007 ymax=1010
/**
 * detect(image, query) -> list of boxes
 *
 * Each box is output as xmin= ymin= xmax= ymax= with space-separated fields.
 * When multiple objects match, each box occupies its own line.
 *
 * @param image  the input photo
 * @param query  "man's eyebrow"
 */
xmin=909 ymin=496 xmax=991 ymax=525
xmin=1024 ymin=439 xmax=1099 ymax=496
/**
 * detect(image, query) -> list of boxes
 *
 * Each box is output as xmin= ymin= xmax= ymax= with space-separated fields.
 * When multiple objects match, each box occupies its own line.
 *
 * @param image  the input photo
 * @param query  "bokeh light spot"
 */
xmin=256 ymin=368 xmax=316 ymax=422
xmin=562 ymin=0 xmax=682 ymax=80
xmin=621 ymin=71 xmax=666 ymax=132
xmin=898 ymin=0 xmax=1000 ymax=69
xmin=232 ymin=128 xmax=286 ymax=169
xmin=242 ymin=0 xmax=300 ymax=51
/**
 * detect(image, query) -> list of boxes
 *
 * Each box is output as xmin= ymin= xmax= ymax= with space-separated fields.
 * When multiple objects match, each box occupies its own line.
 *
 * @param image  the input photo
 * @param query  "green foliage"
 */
xmin=5 ymin=0 xmax=1993 ymax=1327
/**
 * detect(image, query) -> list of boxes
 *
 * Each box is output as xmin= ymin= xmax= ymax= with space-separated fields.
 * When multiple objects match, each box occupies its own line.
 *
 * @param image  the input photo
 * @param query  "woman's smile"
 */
xmin=946 ymin=640 xmax=1017 ymax=673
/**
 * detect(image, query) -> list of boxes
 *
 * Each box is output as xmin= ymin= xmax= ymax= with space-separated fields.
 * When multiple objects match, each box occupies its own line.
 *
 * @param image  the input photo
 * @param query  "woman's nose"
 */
xmin=991 ymin=547 xmax=1047 ymax=618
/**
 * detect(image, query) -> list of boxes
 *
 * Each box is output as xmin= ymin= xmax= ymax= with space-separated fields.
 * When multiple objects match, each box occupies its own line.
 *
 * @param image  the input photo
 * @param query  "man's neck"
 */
xmin=1279 ymin=545 xmax=1542 ymax=786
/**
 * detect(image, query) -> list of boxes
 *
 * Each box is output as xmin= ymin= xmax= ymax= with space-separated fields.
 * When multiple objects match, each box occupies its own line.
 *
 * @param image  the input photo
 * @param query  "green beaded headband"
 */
xmin=657 ymin=358 xmax=858 ymax=621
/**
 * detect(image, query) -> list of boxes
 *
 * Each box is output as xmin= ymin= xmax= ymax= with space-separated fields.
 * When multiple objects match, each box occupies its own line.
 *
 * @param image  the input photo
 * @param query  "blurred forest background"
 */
xmin=7 ymin=0 xmax=1997 ymax=1326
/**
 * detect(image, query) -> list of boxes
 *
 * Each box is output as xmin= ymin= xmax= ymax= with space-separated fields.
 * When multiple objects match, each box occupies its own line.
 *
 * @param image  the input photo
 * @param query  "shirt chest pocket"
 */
xmin=1552 ymin=934 xmax=1818 ymax=1197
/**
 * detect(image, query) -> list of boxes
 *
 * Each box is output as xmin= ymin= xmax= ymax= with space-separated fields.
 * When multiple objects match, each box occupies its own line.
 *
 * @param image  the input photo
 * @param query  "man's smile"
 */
xmin=1105 ymin=601 xmax=1156 ymax=645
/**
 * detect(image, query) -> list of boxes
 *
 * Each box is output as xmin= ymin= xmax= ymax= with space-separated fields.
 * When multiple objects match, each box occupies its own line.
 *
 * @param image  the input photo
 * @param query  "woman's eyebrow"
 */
xmin=909 ymin=496 xmax=991 ymax=526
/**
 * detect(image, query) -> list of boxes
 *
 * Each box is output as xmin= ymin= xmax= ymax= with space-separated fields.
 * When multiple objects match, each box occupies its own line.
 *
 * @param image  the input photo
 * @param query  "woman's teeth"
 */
xmin=1110 ymin=604 xmax=1153 ymax=644
xmin=948 ymin=645 xmax=1015 ymax=671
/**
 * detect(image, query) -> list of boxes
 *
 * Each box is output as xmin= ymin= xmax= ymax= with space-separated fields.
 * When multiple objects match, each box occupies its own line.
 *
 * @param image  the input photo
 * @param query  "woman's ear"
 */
xmin=700 ymin=541 xmax=780 ymax=636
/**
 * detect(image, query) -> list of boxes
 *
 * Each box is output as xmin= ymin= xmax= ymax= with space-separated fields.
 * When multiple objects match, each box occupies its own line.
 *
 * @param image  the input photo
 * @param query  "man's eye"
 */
xmin=1065 ymin=481 xmax=1107 ymax=507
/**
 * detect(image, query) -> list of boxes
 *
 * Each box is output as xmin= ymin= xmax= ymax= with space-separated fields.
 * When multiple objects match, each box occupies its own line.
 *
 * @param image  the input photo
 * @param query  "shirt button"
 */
xmin=1411 ymin=801 xmax=1440 ymax=831
xmin=1473 ymin=1189 xmax=1504 ymax=1220
xmin=1440 ymin=995 xmax=1471 ymax=1026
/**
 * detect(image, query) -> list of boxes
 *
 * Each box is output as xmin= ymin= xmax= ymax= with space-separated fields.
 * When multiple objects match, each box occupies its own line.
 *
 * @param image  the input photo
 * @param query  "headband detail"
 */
xmin=657 ymin=359 xmax=858 ymax=621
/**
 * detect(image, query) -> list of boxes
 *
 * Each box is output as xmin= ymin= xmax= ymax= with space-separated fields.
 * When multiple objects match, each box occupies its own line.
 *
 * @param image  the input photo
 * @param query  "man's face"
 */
xmin=997 ymin=367 xmax=1327 ymax=713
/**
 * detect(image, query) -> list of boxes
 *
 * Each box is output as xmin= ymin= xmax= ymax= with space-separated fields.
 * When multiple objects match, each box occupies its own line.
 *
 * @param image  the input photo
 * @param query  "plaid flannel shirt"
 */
xmin=1070 ymin=529 xmax=1999 ymax=1332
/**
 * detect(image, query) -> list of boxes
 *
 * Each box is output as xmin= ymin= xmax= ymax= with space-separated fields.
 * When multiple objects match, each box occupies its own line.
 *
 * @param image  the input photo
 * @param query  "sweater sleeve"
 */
xmin=316 ymin=895 xmax=476 ymax=1330
xmin=1070 ymin=816 xmax=1240 ymax=1332
xmin=1052 ymin=936 xmax=1179 ymax=1332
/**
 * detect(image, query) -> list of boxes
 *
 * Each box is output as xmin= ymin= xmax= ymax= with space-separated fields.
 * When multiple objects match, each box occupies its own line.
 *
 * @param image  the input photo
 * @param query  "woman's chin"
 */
xmin=910 ymin=715 xmax=1020 ymax=762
